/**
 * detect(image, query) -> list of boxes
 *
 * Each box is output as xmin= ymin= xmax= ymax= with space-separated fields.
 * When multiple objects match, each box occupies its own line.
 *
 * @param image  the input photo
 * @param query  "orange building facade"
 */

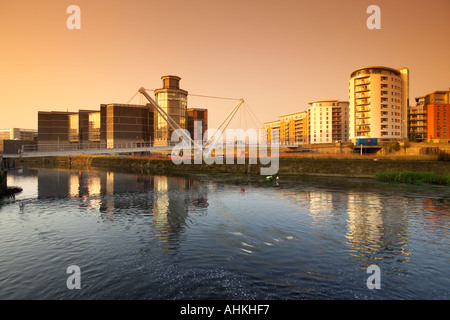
xmin=409 ymin=90 xmax=449 ymax=141
xmin=426 ymin=104 xmax=449 ymax=140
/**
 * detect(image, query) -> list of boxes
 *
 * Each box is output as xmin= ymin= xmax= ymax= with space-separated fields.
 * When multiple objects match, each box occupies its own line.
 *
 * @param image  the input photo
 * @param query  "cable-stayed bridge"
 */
xmin=1 ymin=87 xmax=297 ymax=160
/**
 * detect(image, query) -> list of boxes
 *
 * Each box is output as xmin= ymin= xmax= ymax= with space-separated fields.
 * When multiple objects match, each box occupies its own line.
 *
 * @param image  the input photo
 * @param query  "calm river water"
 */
xmin=0 ymin=167 xmax=449 ymax=300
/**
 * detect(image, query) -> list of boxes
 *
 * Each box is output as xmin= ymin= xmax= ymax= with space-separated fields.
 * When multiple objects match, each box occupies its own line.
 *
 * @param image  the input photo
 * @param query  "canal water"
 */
xmin=0 ymin=167 xmax=449 ymax=300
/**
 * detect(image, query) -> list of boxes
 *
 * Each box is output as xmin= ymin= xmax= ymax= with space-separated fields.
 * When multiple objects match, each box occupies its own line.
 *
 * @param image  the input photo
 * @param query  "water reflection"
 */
xmin=2 ymin=168 xmax=449 ymax=299
xmin=277 ymin=182 xmax=449 ymax=277
xmin=35 ymin=168 xmax=210 ymax=252
xmin=33 ymin=169 xmax=450 ymax=260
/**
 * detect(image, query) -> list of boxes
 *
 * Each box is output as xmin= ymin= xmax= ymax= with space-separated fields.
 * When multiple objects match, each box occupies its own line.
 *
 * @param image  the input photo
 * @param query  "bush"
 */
xmin=375 ymin=171 xmax=450 ymax=185
xmin=388 ymin=139 xmax=400 ymax=152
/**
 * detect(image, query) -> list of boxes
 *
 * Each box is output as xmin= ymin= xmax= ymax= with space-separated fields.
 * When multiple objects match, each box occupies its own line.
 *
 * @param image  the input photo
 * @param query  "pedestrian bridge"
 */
xmin=1 ymin=141 xmax=298 ymax=159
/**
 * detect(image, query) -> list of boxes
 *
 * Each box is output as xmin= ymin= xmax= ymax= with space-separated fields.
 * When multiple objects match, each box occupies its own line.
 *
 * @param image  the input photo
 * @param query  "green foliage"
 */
xmin=388 ymin=139 xmax=400 ymax=152
xmin=375 ymin=171 xmax=450 ymax=186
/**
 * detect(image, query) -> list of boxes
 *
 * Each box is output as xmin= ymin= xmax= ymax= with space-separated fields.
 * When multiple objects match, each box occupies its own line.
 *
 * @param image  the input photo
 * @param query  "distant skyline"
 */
xmin=0 ymin=0 xmax=449 ymax=130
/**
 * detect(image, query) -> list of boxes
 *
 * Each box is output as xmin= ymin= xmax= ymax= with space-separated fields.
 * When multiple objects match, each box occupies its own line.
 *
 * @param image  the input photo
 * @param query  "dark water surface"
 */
xmin=0 ymin=167 xmax=449 ymax=299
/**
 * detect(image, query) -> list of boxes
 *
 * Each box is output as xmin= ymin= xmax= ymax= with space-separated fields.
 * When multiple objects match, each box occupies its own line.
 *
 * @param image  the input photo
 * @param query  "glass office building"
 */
xmin=154 ymin=75 xmax=188 ymax=146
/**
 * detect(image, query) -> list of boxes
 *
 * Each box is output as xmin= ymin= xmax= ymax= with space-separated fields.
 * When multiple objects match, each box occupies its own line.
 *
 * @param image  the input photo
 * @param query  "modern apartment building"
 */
xmin=348 ymin=66 xmax=409 ymax=141
xmin=409 ymin=89 xmax=450 ymax=141
xmin=154 ymin=75 xmax=188 ymax=146
xmin=261 ymin=120 xmax=280 ymax=143
xmin=278 ymin=111 xmax=308 ymax=144
xmin=307 ymin=100 xmax=349 ymax=144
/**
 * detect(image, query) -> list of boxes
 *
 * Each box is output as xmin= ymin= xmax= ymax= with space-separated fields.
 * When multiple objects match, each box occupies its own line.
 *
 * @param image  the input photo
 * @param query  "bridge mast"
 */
xmin=138 ymin=87 xmax=199 ymax=149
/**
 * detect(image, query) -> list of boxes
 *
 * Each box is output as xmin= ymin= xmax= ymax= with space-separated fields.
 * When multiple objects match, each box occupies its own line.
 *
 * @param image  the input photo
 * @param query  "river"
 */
xmin=0 ymin=167 xmax=449 ymax=300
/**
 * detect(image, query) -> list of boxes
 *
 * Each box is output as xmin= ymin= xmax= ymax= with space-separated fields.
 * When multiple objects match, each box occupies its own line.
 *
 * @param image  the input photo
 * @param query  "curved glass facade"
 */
xmin=154 ymin=76 xmax=188 ymax=146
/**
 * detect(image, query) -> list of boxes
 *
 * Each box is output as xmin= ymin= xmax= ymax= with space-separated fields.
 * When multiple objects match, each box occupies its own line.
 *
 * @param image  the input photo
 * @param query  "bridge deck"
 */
xmin=2 ymin=143 xmax=293 ymax=158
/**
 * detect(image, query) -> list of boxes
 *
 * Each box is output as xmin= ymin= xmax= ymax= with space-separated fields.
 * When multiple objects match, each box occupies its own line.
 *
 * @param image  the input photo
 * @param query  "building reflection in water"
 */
xmin=279 ymin=187 xmax=413 ymax=272
xmin=36 ymin=170 xmax=448 ymax=263
xmin=37 ymin=168 xmax=209 ymax=252
xmin=420 ymin=197 xmax=450 ymax=237
xmin=346 ymin=192 xmax=411 ymax=267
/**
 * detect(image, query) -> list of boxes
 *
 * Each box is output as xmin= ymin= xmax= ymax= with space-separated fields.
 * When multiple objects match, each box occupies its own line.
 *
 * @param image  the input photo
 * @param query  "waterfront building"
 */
xmin=0 ymin=128 xmax=38 ymax=154
xmin=38 ymin=111 xmax=76 ymax=146
xmin=35 ymin=75 xmax=200 ymax=150
xmin=0 ymin=128 xmax=38 ymax=141
xmin=187 ymin=108 xmax=208 ymax=141
xmin=154 ymin=75 xmax=188 ymax=146
xmin=348 ymin=66 xmax=409 ymax=141
xmin=100 ymin=103 xmax=154 ymax=148
xmin=39 ymin=104 xmax=154 ymax=149
xmin=409 ymin=89 xmax=450 ymax=141
xmin=261 ymin=120 xmax=280 ymax=143
xmin=68 ymin=110 xmax=101 ymax=147
xmin=278 ymin=111 xmax=308 ymax=144
xmin=307 ymin=100 xmax=349 ymax=144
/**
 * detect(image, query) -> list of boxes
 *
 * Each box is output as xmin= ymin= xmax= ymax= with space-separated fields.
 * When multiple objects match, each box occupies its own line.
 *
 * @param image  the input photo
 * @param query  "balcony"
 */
xmin=355 ymin=92 xmax=370 ymax=99
xmin=356 ymin=126 xmax=370 ymax=132
xmin=410 ymin=116 xmax=427 ymax=121
xmin=355 ymin=77 xmax=370 ymax=85
xmin=411 ymin=128 xmax=427 ymax=133
xmin=356 ymin=113 xmax=370 ymax=119
xmin=355 ymin=98 xmax=371 ymax=105
xmin=409 ymin=109 xmax=426 ymax=115
xmin=355 ymin=85 xmax=371 ymax=92
xmin=356 ymin=119 xmax=370 ymax=125
xmin=356 ymin=106 xmax=370 ymax=112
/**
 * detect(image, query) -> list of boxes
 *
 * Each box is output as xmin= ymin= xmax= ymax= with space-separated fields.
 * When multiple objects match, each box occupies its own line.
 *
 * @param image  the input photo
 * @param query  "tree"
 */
xmin=402 ymin=140 xmax=411 ymax=154
xmin=388 ymin=139 xmax=400 ymax=152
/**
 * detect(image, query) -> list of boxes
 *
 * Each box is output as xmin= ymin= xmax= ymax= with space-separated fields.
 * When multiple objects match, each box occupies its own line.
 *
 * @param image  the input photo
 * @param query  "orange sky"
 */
xmin=0 ymin=0 xmax=449 ymax=130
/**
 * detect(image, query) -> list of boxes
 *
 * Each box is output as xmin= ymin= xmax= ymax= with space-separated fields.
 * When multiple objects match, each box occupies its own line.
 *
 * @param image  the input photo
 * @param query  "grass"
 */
xmin=375 ymin=171 xmax=450 ymax=186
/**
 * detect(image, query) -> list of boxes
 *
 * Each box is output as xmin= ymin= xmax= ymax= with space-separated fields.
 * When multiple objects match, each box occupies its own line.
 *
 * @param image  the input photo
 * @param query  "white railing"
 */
xmin=20 ymin=141 xmax=165 ymax=153
xmin=20 ymin=140 xmax=291 ymax=154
